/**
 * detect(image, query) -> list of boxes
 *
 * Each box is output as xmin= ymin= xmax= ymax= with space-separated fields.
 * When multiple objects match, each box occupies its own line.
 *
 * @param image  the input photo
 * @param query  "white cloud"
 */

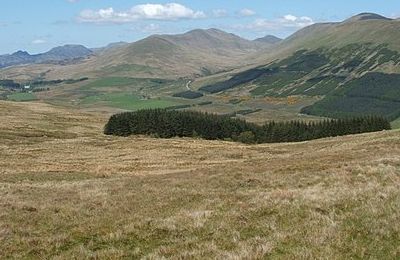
xmin=212 ymin=9 xmax=228 ymax=18
xmin=283 ymin=14 xmax=297 ymax=22
xmin=32 ymin=39 xmax=46 ymax=44
xmin=233 ymin=14 xmax=314 ymax=32
xmin=78 ymin=3 xmax=206 ymax=23
xmin=238 ymin=9 xmax=256 ymax=17
xmin=281 ymin=15 xmax=314 ymax=27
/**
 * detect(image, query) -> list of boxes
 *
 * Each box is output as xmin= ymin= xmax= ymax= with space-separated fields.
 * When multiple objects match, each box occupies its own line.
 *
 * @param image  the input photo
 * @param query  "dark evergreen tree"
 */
xmin=104 ymin=109 xmax=391 ymax=144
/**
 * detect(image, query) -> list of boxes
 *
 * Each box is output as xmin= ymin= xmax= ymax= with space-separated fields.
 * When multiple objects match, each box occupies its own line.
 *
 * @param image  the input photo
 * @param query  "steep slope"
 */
xmin=0 ymin=45 xmax=93 ymax=68
xmin=284 ymin=22 xmax=399 ymax=51
xmin=200 ymin=13 xmax=400 ymax=119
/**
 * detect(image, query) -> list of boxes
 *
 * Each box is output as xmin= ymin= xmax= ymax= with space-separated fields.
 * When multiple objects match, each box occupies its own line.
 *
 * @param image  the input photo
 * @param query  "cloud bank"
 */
xmin=78 ymin=3 xmax=206 ymax=23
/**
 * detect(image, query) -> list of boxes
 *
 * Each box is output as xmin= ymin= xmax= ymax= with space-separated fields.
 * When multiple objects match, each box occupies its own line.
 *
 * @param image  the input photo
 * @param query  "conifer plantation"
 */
xmin=104 ymin=109 xmax=391 ymax=143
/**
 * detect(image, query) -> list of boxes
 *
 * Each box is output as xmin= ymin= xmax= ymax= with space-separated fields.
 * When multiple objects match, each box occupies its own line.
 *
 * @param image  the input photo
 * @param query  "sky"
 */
xmin=1 ymin=0 xmax=400 ymax=54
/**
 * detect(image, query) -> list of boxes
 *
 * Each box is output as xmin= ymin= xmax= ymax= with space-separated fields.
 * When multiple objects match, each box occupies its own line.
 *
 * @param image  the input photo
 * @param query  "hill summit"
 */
xmin=345 ymin=12 xmax=392 ymax=22
xmin=254 ymin=35 xmax=282 ymax=44
xmin=91 ymin=28 xmax=267 ymax=78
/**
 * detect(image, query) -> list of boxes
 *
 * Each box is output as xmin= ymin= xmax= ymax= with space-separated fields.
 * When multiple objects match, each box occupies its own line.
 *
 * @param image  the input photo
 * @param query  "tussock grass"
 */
xmin=0 ymin=101 xmax=399 ymax=259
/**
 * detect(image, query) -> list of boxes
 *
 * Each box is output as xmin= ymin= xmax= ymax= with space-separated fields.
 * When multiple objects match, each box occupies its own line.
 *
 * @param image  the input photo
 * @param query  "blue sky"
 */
xmin=1 ymin=0 xmax=400 ymax=54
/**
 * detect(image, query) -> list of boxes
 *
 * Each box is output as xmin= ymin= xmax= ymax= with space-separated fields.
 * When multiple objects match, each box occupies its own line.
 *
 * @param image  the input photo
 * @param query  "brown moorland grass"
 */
xmin=0 ymin=101 xmax=399 ymax=259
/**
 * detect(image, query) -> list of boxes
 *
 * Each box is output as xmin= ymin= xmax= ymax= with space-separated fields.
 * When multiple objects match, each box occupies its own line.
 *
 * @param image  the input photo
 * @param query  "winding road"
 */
xmin=186 ymin=80 xmax=192 ymax=90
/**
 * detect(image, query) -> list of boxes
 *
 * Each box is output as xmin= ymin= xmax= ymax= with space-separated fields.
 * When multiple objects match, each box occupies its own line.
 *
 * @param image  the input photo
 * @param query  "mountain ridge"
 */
xmin=69 ymin=28 xmax=272 ymax=79
xmin=0 ymin=44 xmax=93 ymax=69
xmin=196 ymin=13 xmax=400 ymax=120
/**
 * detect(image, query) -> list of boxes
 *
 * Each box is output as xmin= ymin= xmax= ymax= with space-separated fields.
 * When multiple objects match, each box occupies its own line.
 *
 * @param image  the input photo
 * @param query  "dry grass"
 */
xmin=1 ymin=101 xmax=400 ymax=259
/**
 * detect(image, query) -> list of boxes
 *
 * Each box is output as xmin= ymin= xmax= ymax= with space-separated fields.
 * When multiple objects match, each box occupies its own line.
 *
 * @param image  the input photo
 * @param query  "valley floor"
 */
xmin=0 ymin=101 xmax=399 ymax=258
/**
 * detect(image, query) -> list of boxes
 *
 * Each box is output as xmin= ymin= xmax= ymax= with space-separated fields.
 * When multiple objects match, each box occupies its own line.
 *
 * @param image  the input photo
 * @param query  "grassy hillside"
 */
xmin=248 ymin=13 xmax=400 ymax=65
xmin=0 ymin=29 xmax=268 ymax=83
xmin=1 ymin=101 xmax=400 ymax=258
xmin=203 ymin=44 xmax=400 ymax=96
xmin=301 ymin=73 xmax=400 ymax=119
xmin=199 ymin=14 xmax=400 ymax=120
xmin=93 ymin=29 xmax=266 ymax=78
xmin=282 ymin=15 xmax=400 ymax=53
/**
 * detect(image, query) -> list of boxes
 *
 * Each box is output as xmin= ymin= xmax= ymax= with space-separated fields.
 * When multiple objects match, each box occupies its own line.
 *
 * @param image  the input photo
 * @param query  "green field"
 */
xmin=80 ymin=77 xmax=187 ymax=97
xmin=7 ymin=92 xmax=37 ymax=102
xmin=75 ymin=77 xmax=191 ymax=110
xmin=81 ymin=92 xmax=182 ymax=110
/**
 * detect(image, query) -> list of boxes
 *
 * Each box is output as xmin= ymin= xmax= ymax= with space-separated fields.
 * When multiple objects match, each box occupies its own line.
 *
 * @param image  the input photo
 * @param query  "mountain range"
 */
xmin=0 ymin=45 xmax=93 ymax=68
xmin=1 ymin=12 xmax=400 ymax=121
xmin=83 ymin=28 xmax=281 ymax=79
xmin=0 ymin=29 xmax=276 ymax=79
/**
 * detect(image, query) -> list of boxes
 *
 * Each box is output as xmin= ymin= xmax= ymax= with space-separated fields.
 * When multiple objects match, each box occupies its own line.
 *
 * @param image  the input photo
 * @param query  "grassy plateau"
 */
xmin=0 ymin=100 xmax=399 ymax=259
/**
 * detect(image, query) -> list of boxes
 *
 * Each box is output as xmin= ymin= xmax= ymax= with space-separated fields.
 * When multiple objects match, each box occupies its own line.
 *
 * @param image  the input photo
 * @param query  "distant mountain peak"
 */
xmin=155 ymin=28 xmax=254 ymax=46
xmin=346 ymin=12 xmax=392 ymax=22
xmin=254 ymin=35 xmax=282 ymax=44
xmin=12 ymin=50 xmax=30 ymax=56
xmin=44 ymin=45 xmax=92 ymax=60
xmin=0 ymin=45 xmax=92 ymax=69
xmin=204 ymin=28 xmax=228 ymax=34
xmin=183 ymin=28 xmax=229 ymax=37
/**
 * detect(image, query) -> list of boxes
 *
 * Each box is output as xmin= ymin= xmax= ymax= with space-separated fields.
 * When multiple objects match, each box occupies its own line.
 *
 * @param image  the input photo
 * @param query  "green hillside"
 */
xmin=199 ymin=14 xmax=400 ymax=120
xmin=92 ymin=29 xmax=269 ymax=79
xmin=282 ymin=15 xmax=400 ymax=53
xmin=301 ymin=73 xmax=400 ymax=119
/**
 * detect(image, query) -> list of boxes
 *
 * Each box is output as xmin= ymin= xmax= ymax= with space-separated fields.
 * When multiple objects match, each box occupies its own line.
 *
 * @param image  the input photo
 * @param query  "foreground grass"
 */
xmin=0 ymin=101 xmax=399 ymax=259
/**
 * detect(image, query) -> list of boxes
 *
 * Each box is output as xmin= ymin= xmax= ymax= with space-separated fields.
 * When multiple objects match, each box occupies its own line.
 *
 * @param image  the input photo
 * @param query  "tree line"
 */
xmin=104 ymin=109 xmax=391 ymax=144
xmin=0 ymin=80 xmax=20 ymax=89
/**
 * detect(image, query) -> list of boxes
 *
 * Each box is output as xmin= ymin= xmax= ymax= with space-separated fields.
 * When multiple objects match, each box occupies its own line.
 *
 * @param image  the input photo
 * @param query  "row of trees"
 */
xmin=104 ymin=109 xmax=391 ymax=144
xmin=0 ymin=78 xmax=89 ymax=90
xmin=259 ymin=117 xmax=391 ymax=143
xmin=0 ymin=80 xmax=20 ymax=89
